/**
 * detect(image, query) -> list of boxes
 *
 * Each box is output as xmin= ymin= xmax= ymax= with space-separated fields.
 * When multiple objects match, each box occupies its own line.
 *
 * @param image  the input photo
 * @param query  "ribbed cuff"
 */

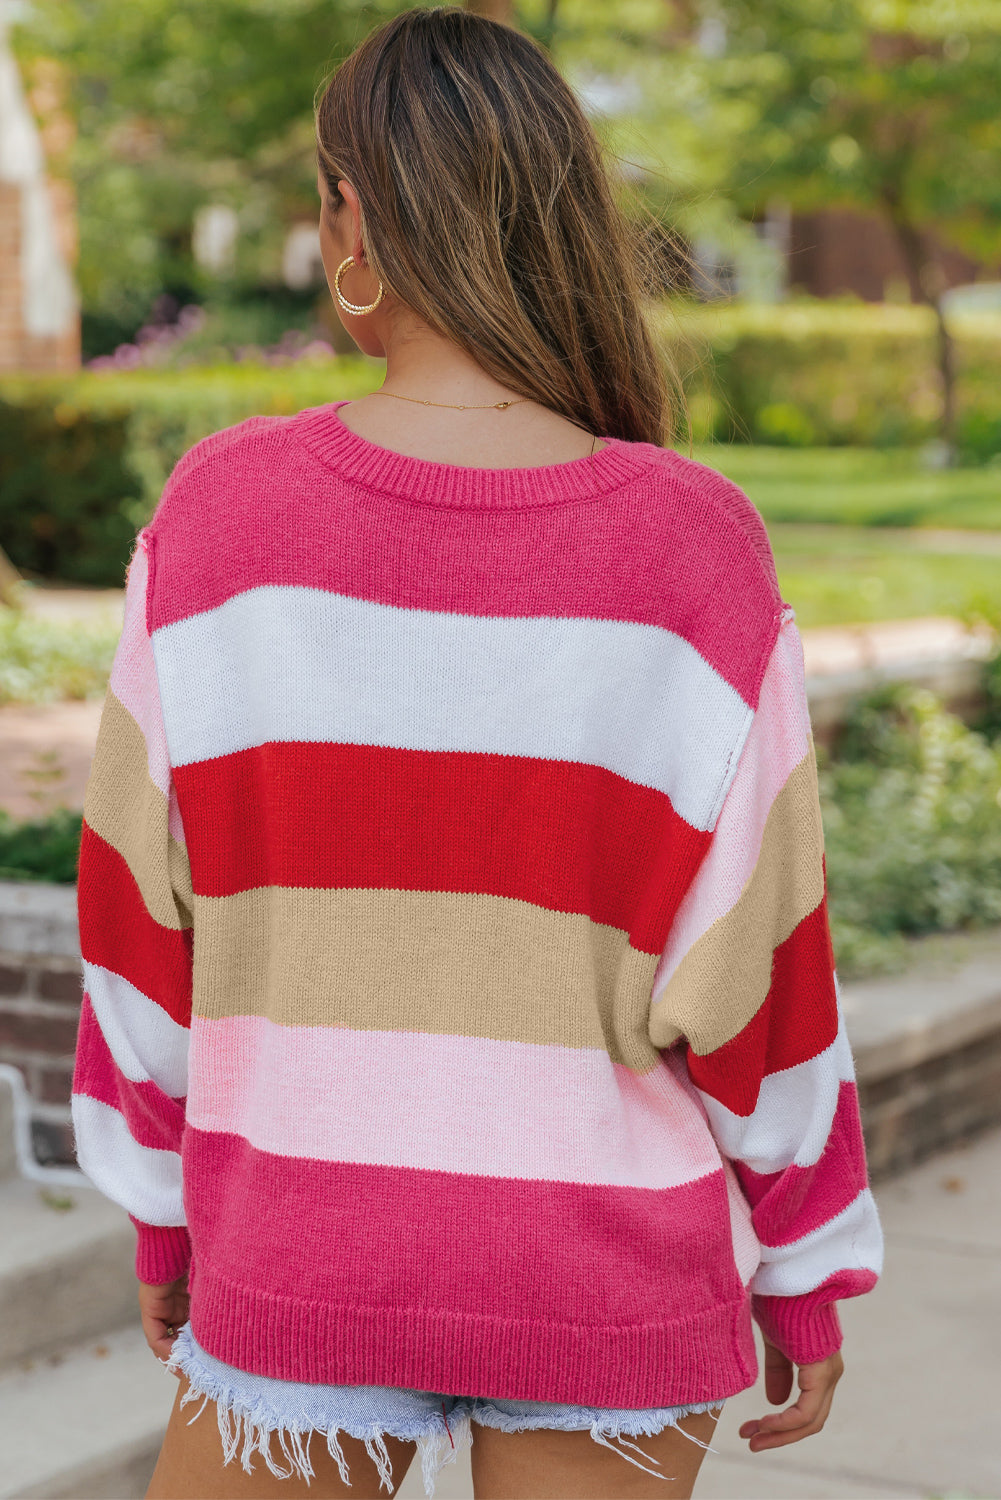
xmin=751 ymin=1293 xmax=843 ymax=1366
xmin=130 ymin=1218 xmax=192 ymax=1285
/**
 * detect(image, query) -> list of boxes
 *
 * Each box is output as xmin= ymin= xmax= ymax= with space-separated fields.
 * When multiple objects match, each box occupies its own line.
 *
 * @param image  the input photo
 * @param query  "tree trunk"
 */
xmin=881 ymin=194 xmax=957 ymax=455
xmin=538 ymin=0 xmax=559 ymax=50
xmin=0 ymin=545 xmax=24 ymax=610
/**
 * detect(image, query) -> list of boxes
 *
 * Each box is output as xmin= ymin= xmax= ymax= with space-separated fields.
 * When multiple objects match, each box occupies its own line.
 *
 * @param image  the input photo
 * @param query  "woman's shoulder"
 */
xmin=147 ymin=412 xmax=298 ymax=532
xmin=639 ymin=442 xmax=781 ymax=604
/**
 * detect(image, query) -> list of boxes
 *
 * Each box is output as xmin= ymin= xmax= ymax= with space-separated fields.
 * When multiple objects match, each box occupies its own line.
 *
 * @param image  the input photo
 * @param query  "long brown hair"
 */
xmin=315 ymin=6 xmax=684 ymax=446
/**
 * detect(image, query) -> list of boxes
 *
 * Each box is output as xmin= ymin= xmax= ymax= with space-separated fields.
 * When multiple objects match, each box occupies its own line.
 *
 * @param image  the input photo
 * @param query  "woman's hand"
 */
xmin=739 ymin=1334 xmax=844 ymax=1452
xmin=138 ymin=1273 xmax=190 ymax=1371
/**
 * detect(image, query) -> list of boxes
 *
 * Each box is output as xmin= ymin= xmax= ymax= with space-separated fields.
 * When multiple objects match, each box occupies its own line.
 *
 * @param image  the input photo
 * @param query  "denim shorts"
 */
xmin=163 ymin=1321 xmax=725 ymax=1496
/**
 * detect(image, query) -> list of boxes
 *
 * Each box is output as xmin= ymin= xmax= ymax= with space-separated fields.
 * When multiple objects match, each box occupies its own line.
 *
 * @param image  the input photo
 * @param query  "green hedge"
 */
xmin=3 ymin=300 xmax=1001 ymax=585
xmin=661 ymin=301 xmax=1001 ymax=456
xmin=821 ymin=682 xmax=1001 ymax=977
xmin=0 ymin=610 xmax=120 ymax=705
xmin=0 ymin=808 xmax=83 ymax=885
xmin=0 ymin=360 xmax=376 ymax=586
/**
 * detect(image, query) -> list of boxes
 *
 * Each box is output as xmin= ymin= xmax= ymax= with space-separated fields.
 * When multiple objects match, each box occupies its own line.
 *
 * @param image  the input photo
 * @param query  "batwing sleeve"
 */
xmin=71 ymin=527 xmax=194 ymax=1285
xmin=650 ymin=606 xmax=883 ymax=1365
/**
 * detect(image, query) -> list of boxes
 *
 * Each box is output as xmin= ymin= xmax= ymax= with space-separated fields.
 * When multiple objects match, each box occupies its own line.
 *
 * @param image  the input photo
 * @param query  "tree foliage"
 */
xmin=14 ymin=0 xmax=1001 ymax=399
xmin=714 ymin=2 xmax=1001 ymax=263
xmin=12 ymin=0 xmax=406 ymax=327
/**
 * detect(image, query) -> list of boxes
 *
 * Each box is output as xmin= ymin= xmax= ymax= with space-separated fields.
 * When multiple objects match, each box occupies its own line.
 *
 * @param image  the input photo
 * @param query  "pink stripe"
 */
xmin=186 ymin=1016 xmax=723 ymax=1191
xmin=653 ymin=614 xmax=811 ymax=994
xmin=107 ymin=541 xmax=172 ymax=802
xmin=73 ymin=993 xmax=185 ymax=1153
xmin=735 ymin=1082 xmax=869 ymax=1246
xmin=147 ymin=417 xmax=779 ymax=706
xmin=105 ymin=539 xmax=187 ymax=849
xmin=721 ymin=1156 xmax=761 ymax=1286
xmin=183 ymin=1125 xmax=754 ymax=1405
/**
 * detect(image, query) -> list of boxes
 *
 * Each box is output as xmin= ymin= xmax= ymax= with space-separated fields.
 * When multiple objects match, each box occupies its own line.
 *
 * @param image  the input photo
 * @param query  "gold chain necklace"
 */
xmin=369 ymin=390 xmax=531 ymax=411
xmin=366 ymin=388 xmax=599 ymax=455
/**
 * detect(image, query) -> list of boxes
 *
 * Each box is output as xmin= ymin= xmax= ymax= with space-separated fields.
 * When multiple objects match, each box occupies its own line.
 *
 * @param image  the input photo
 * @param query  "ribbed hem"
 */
xmin=189 ymin=1256 xmax=758 ymax=1409
xmin=291 ymin=400 xmax=659 ymax=509
xmin=751 ymin=1293 xmax=843 ymax=1366
xmin=131 ymin=1218 xmax=192 ymax=1285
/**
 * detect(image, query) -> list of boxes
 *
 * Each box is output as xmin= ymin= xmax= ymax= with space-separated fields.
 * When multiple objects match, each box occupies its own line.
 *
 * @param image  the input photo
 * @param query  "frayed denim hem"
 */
xmin=162 ymin=1322 xmax=472 ymax=1497
xmin=161 ymin=1321 xmax=725 ymax=1494
xmin=468 ymin=1396 xmax=725 ymax=1485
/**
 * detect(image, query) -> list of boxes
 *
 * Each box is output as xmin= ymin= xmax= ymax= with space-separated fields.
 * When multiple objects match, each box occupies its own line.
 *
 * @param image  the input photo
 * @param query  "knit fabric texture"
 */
xmin=71 ymin=400 xmax=883 ymax=1409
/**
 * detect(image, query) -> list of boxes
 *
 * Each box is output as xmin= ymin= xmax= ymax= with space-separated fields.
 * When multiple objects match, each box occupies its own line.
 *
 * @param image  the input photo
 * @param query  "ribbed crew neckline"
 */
xmin=295 ymin=399 xmax=657 ymax=509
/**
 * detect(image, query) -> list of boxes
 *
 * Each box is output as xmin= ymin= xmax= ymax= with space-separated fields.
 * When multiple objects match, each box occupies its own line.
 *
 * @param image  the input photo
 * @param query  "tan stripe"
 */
xmin=192 ymin=887 xmax=662 ymax=1073
xmin=83 ymin=691 xmax=192 ymax=931
xmin=649 ymin=748 xmax=825 ymax=1056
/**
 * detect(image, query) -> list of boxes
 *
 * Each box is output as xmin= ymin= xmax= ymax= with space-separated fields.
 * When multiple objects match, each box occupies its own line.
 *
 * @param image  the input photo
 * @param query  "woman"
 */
xmin=71 ymin=8 xmax=883 ymax=1498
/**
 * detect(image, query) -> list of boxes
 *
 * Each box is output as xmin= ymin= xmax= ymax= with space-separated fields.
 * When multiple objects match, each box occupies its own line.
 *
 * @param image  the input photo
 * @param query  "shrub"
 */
xmin=659 ymin=300 xmax=1001 ymax=453
xmin=0 ymin=397 xmax=137 ymax=585
xmin=0 ymin=611 xmax=120 ymax=705
xmin=0 ymin=359 xmax=376 ymax=585
xmin=821 ymin=684 xmax=1001 ymax=977
xmin=0 ymin=808 xmax=82 ymax=885
xmin=957 ymin=411 xmax=1001 ymax=468
xmin=4 ymin=301 xmax=1001 ymax=584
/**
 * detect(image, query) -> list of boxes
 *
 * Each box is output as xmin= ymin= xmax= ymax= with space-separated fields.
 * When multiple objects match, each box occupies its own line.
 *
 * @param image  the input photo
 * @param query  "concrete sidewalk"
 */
xmin=394 ymin=1126 xmax=1001 ymax=1500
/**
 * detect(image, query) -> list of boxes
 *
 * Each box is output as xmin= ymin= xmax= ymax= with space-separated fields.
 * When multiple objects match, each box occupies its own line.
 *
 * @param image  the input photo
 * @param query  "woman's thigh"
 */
xmin=145 ymin=1372 xmax=418 ymax=1500
xmin=469 ymin=1407 xmax=722 ymax=1500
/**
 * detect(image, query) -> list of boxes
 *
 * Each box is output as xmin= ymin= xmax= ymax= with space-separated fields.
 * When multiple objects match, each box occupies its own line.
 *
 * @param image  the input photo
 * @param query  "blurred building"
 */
xmin=0 ymin=2 xmax=79 ymax=373
xmin=785 ymin=208 xmax=992 ymax=303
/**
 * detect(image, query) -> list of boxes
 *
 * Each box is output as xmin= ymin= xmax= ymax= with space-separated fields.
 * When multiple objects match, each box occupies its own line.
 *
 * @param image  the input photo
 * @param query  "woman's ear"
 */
xmin=337 ymin=179 xmax=367 ymax=266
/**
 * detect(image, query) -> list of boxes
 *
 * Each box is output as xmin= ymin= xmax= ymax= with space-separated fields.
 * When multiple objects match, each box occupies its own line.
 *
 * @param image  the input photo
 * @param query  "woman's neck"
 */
xmin=341 ymin=324 xmax=606 ymax=468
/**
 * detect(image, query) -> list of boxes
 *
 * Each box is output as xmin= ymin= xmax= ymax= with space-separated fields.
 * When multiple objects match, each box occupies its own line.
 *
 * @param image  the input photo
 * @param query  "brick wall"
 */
xmin=860 ymin=1023 xmax=1001 ymax=1181
xmin=0 ymin=43 xmax=80 ymax=375
xmin=0 ymin=179 xmax=80 ymax=374
xmin=0 ymin=182 xmax=22 ymax=370
xmin=0 ymin=884 xmax=81 ymax=1164
xmin=0 ymin=952 xmax=80 ymax=1164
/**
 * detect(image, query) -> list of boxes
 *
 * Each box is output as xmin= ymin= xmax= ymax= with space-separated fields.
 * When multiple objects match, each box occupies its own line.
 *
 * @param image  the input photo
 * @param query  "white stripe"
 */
xmin=751 ymin=1188 xmax=884 ymax=1295
xmin=70 ymin=1093 xmax=186 ymax=1225
xmin=83 ymin=961 xmax=189 ymax=1098
xmin=697 ymin=1010 xmax=856 ymax=1174
xmin=653 ymin=616 xmax=811 ymax=992
xmin=151 ymin=585 xmax=751 ymax=831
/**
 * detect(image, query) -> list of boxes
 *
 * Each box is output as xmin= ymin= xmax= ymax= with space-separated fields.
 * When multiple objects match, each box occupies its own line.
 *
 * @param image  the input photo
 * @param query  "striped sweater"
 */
xmin=71 ymin=400 xmax=883 ymax=1409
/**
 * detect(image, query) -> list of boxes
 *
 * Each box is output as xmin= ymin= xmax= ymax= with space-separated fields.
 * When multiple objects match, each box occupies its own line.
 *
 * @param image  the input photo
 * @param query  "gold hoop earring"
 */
xmin=334 ymin=254 xmax=384 ymax=316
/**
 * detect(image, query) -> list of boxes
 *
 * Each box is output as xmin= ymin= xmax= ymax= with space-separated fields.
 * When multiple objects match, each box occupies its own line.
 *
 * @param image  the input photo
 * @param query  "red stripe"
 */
xmin=686 ymin=897 xmax=838 ymax=1114
xmin=73 ymin=992 xmax=186 ymax=1152
xmin=735 ymin=1082 xmax=869 ymax=1245
xmin=174 ymin=743 xmax=710 ymax=954
xmin=77 ymin=822 xmax=193 ymax=1027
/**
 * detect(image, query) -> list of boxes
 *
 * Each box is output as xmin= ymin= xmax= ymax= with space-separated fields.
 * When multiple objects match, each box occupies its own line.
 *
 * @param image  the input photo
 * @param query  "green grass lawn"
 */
xmin=677 ymin=445 xmax=1001 ymax=626
xmin=769 ymin=526 xmax=1001 ymax=629
xmin=687 ymin=445 xmax=1001 ymax=530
